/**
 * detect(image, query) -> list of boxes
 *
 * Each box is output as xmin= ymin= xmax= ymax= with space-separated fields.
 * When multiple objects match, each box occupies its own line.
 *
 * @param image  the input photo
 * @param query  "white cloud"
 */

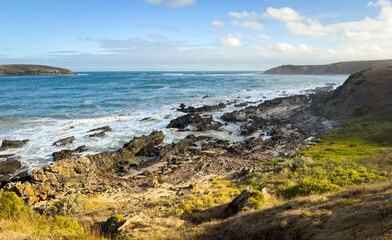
xmin=273 ymin=42 xmax=297 ymax=52
xmin=286 ymin=19 xmax=332 ymax=37
xmin=266 ymin=7 xmax=304 ymax=22
xmin=228 ymin=11 xmax=264 ymax=21
xmin=228 ymin=11 xmax=251 ymax=19
xmin=257 ymin=34 xmax=271 ymax=40
xmin=143 ymin=0 xmax=194 ymax=8
xmin=231 ymin=20 xmax=263 ymax=30
xmin=211 ymin=20 xmax=225 ymax=28
xmin=284 ymin=0 xmax=392 ymax=40
xmin=219 ymin=33 xmax=243 ymax=47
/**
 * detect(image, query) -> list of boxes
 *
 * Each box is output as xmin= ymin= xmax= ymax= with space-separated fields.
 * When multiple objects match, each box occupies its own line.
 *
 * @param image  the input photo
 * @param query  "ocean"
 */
xmin=0 ymin=72 xmax=347 ymax=170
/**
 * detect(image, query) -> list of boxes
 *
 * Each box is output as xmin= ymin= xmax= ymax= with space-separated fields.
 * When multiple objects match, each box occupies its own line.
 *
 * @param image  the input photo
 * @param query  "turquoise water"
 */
xmin=0 ymin=72 xmax=347 ymax=170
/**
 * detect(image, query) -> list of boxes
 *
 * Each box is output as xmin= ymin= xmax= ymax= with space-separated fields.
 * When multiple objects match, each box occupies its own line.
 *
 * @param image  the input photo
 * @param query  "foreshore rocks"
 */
xmin=177 ymin=103 xmax=226 ymax=113
xmin=0 ymin=160 xmax=22 ymax=175
xmin=52 ymin=145 xmax=87 ymax=161
xmin=3 ymin=131 xmax=165 ymax=205
xmin=167 ymin=114 xmax=223 ymax=132
xmin=88 ymin=126 xmax=112 ymax=138
xmin=0 ymin=139 xmax=29 ymax=151
xmin=53 ymin=136 xmax=75 ymax=147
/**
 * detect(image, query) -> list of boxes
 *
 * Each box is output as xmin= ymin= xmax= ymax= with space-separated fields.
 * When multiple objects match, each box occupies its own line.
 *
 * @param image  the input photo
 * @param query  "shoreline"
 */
xmin=1 ymin=83 xmax=336 ymax=205
xmin=0 ymin=77 xmax=344 ymax=171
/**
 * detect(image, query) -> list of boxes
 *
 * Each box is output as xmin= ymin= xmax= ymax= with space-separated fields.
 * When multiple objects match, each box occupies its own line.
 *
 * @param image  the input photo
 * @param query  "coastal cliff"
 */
xmin=0 ymin=64 xmax=76 ymax=76
xmin=264 ymin=59 xmax=392 ymax=75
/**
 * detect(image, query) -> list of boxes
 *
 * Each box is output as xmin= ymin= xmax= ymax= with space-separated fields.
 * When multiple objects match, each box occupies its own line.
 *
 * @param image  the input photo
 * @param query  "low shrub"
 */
xmin=46 ymin=194 xmax=88 ymax=215
xmin=0 ymin=189 xmax=29 ymax=218
xmin=283 ymin=179 xmax=341 ymax=199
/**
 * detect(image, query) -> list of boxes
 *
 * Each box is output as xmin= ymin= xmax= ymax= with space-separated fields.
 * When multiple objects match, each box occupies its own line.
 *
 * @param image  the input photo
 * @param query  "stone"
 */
xmin=224 ymin=189 xmax=252 ymax=217
xmin=0 ymin=139 xmax=29 ymax=150
xmin=87 ymin=126 xmax=112 ymax=132
xmin=53 ymin=136 xmax=75 ymax=147
xmin=0 ymin=160 xmax=22 ymax=175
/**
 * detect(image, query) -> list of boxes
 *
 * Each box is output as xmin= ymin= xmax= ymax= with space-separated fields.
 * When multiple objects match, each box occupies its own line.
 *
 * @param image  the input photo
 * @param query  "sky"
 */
xmin=0 ymin=0 xmax=391 ymax=71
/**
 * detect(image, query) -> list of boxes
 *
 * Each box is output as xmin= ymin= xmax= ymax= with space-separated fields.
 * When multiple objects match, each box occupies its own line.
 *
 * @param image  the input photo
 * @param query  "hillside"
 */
xmin=264 ymin=59 xmax=392 ymax=75
xmin=0 ymin=64 xmax=76 ymax=76
xmin=323 ymin=66 xmax=392 ymax=119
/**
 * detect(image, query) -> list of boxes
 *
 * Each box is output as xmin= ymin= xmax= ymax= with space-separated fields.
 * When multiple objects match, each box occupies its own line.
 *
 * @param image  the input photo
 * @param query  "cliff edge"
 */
xmin=0 ymin=64 xmax=76 ymax=76
xmin=264 ymin=59 xmax=392 ymax=75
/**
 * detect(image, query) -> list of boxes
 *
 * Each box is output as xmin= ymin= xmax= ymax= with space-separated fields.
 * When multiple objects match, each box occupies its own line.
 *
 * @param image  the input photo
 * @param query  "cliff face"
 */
xmin=0 ymin=64 xmax=76 ymax=76
xmin=264 ymin=59 xmax=392 ymax=75
xmin=322 ymin=66 xmax=392 ymax=119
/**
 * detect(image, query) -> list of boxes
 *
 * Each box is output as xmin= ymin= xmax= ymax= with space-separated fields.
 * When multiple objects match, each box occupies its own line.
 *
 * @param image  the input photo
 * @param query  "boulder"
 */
xmin=0 ymin=139 xmax=29 ymax=150
xmin=0 ymin=160 xmax=22 ymax=175
xmin=52 ymin=145 xmax=87 ymax=161
xmin=53 ymin=136 xmax=75 ymax=147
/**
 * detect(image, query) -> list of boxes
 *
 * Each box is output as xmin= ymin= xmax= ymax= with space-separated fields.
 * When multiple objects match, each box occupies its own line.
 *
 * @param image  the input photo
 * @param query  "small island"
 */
xmin=0 ymin=64 xmax=76 ymax=76
xmin=264 ymin=59 xmax=392 ymax=75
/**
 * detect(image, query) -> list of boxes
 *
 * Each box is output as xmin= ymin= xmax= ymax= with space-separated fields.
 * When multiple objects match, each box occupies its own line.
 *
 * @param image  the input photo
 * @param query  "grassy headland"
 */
xmin=0 ymin=64 xmax=75 ymax=76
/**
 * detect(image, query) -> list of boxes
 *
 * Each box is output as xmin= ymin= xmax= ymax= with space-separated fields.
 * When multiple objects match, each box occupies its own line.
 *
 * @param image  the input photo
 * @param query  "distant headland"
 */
xmin=0 ymin=64 xmax=76 ymax=76
xmin=264 ymin=59 xmax=392 ymax=75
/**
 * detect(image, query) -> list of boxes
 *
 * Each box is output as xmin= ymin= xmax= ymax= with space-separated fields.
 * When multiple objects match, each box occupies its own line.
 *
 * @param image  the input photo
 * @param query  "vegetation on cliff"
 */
xmin=264 ymin=59 xmax=392 ymax=75
xmin=0 ymin=64 xmax=76 ymax=76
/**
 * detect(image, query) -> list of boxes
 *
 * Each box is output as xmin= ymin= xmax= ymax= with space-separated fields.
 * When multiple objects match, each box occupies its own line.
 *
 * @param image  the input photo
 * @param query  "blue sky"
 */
xmin=0 ymin=0 xmax=391 ymax=71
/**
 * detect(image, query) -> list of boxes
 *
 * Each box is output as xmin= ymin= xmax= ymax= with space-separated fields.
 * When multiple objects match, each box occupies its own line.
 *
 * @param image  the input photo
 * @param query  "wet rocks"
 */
xmin=52 ymin=145 xmax=87 ymax=161
xmin=0 ymin=154 xmax=15 ymax=159
xmin=177 ymin=103 xmax=226 ymax=113
xmin=0 ymin=160 xmax=22 ymax=175
xmin=0 ymin=139 xmax=29 ymax=151
xmin=167 ymin=114 xmax=222 ymax=132
xmin=53 ymin=136 xmax=75 ymax=147
xmin=88 ymin=126 xmax=112 ymax=138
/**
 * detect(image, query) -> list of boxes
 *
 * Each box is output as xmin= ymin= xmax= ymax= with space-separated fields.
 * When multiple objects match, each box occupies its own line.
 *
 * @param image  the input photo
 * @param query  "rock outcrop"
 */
xmin=323 ymin=67 xmax=392 ymax=119
xmin=0 ymin=139 xmax=29 ymax=151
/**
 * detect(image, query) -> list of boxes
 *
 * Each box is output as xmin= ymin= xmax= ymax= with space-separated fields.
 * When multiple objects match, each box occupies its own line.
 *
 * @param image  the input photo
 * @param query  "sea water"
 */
xmin=0 ymin=72 xmax=347 ymax=170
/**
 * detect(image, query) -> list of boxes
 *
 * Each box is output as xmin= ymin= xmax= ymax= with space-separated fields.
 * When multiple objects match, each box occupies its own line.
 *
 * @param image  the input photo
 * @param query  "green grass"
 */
xmin=265 ymin=119 xmax=392 ymax=198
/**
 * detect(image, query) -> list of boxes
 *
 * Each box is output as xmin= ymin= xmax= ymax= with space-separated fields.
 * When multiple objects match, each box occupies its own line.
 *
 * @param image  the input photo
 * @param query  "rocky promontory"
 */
xmin=0 ymin=64 xmax=76 ymax=76
xmin=264 ymin=59 xmax=392 ymax=75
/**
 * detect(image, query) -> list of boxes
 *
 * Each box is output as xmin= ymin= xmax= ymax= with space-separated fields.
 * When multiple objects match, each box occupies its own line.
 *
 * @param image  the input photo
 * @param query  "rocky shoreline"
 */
xmin=0 ymin=84 xmax=337 ymax=211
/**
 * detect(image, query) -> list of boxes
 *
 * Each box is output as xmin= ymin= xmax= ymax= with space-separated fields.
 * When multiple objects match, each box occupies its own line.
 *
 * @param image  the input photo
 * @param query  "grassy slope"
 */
xmin=0 ymin=64 xmax=75 ymax=76
xmin=166 ymin=111 xmax=392 ymax=240
xmin=264 ymin=59 xmax=392 ymax=75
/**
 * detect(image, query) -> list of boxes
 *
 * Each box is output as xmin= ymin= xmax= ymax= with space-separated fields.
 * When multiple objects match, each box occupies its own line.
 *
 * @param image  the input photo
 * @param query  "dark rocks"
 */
xmin=0 ymin=139 xmax=29 ymax=151
xmin=88 ymin=126 xmax=112 ymax=132
xmin=177 ymin=103 xmax=226 ymax=113
xmin=0 ymin=160 xmax=22 ymax=175
xmin=149 ymin=135 xmax=211 ymax=165
xmin=88 ymin=132 xmax=106 ymax=138
xmin=88 ymin=126 xmax=112 ymax=138
xmin=53 ymin=136 xmax=75 ymax=147
xmin=167 ymin=114 xmax=222 ymax=132
xmin=52 ymin=145 xmax=87 ymax=161
xmin=224 ymin=189 xmax=252 ymax=217
xmin=0 ymin=154 xmax=15 ymax=159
